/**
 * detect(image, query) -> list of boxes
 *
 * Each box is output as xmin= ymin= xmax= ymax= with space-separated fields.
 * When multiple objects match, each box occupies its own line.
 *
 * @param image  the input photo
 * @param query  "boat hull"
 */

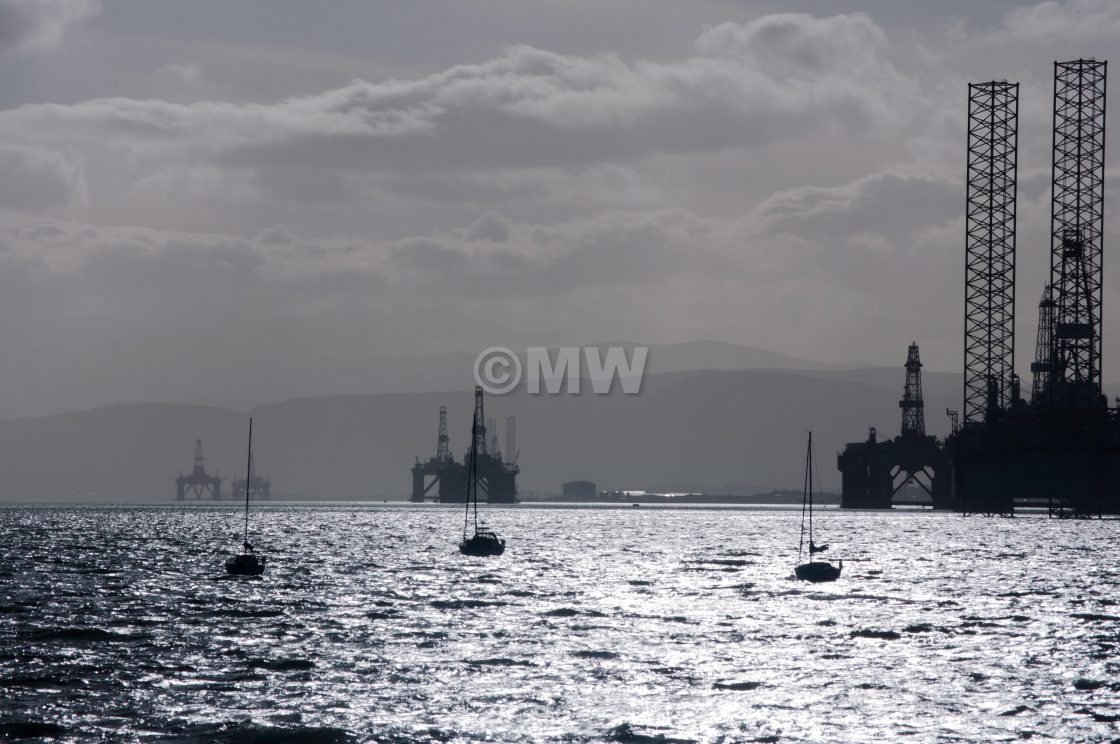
xmin=795 ymin=561 xmax=841 ymax=582
xmin=226 ymin=553 xmax=267 ymax=576
xmin=459 ymin=533 xmax=505 ymax=557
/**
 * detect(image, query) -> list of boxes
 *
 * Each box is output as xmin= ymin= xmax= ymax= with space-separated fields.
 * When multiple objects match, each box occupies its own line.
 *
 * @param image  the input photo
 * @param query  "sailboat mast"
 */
xmin=464 ymin=429 xmax=471 ymax=539
xmin=244 ymin=417 xmax=253 ymax=548
xmin=807 ymin=431 xmax=814 ymax=548
xmin=472 ymin=439 xmax=479 ymax=532
xmin=798 ymin=432 xmax=808 ymax=560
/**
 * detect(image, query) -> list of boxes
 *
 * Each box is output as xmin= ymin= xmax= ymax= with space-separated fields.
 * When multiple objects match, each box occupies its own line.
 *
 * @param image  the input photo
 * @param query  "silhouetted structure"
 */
xmin=951 ymin=60 xmax=1120 ymax=518
xmin=1049 ymin=59 xmax=1107 ymax=408
xmin=175 ymin=439 xmax=222 ymax=500
xmin=436 ymin=405 xmax=450 ymax=462
xmin=838 ymin=344 xmax=950 ymax=509
xmin=410 ymin=399 xmax=519 ymax=503
xmin=963 ymin=80 xmax=1019 ymax=425
xmin=1030 ymin=286 xmax=1056 ymax=401
xmin=505 ymin=416 xmax=517 ymax=467
xmin=411 ymin=406 xmax=455 ymax=502
xmin=562 ymin=480 xmax=597 ymax=499
xmin=231 ymin=451 xmax=271 ymax=501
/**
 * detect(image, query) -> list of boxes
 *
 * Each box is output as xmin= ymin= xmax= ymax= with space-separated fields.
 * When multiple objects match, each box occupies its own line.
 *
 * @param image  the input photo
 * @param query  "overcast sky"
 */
xmin=0 ymin=0 xmax=1117 ymax=417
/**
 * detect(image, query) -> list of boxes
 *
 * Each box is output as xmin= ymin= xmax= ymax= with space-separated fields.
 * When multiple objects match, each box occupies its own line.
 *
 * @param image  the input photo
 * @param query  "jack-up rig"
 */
xmin=839 ymin=59 xmax=1119 ymax=516
xmin=953 ymin=60 xmax=1118 ymax=517
xmin=410 ymin=390 xmax=519 ymax=503
xmin=175 ymin=439 xmax=223 ymax=500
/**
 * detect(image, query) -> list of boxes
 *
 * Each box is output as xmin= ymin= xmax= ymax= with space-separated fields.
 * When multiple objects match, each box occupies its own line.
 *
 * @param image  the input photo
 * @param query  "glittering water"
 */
xmin=1 ymin=503 xmax=1119 ymax=742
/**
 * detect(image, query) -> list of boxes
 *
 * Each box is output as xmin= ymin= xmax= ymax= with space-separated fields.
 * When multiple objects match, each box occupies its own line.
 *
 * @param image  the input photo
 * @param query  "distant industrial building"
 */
xmin=562 ymin=480 xmax=597 ymax=499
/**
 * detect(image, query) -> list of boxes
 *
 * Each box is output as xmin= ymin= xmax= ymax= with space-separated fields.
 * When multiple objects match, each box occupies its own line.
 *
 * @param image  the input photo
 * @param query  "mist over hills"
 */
xmin=1 ymin=340 xmax=846 ymax=420
xmin=0 ymin=349 xmax=963 ymax=501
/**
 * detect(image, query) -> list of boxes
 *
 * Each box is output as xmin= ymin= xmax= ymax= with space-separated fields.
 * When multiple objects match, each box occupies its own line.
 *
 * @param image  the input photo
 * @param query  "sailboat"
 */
xmin=459 ymin=387 xmax=506 ymax=557
xmin=795 ymin=431 xmax=841 ymax=582
xmin=226 ymin=418 xmax=267 ymax=576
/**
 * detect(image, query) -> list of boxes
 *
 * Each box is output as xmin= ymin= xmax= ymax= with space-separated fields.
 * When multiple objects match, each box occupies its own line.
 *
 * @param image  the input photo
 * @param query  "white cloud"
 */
xmin=1000 ymin=0 xmax=1120 ymax=41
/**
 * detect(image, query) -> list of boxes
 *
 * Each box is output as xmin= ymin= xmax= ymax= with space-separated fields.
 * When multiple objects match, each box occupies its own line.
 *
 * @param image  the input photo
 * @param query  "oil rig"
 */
xmin=410 ymin=388 xmax=519 ymax=503
xmin=839 ymin=59 xmax=1120 ymax=516
xmin=953 ymin=60 xmax=1120 ymax=517
xmin=231 ymin=450 xmax=271 ymax=501
xmin=837 ymin=343 xmax=951 ymax=508
xmin=175 ymin=439 xmax=223 ymax=500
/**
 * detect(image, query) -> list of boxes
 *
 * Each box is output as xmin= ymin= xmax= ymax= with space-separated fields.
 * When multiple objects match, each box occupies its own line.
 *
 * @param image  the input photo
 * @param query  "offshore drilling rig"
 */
xmin=410 ymin=390 xmax=519 ymax=503
xmin=953 ymin=60 xmax=1119 ymax=517
xmin=837 ymin=343 xmax=951 ymax=508
xmin=839 ymin=59 xmax=1118 ymax=516
xmin=231 ymin=450 xmax=272 ymax=501
xmin=175 ymin=439 xmax=222 ymax=500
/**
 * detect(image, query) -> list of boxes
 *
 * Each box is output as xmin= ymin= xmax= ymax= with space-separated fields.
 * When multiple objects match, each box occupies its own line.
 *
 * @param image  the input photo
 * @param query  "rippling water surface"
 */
xmin=1 ymin=503 xmax=1119 ymax=742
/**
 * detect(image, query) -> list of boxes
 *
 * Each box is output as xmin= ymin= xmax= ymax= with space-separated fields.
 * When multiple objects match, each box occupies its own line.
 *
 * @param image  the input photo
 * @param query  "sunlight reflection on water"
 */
xmin=0 ymin=503 xmax=1118 ymax=742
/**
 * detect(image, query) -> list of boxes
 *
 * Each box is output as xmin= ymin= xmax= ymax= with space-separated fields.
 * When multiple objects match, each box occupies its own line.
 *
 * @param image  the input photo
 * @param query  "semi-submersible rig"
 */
xmin=411 ymin=388 xmax=519 ymax=503
xmin=839 ymin=58 xmax=1120 ymax=517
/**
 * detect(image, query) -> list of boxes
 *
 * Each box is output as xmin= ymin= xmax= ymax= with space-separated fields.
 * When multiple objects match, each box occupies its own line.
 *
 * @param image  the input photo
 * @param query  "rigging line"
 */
xmin=811 ymin=431 xmax=825 ymax=526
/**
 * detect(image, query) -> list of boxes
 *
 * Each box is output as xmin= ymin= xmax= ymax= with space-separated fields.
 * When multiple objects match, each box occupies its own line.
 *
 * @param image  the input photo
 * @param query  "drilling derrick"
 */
xmin=900 ymin=343 xmax=925 ymax=437
xmin=472 ymin=392 xmax=488 ymax=456
xmin=964 ymin=81 xmax=1019 ymax=424
xmin=175 ymin=439 xmax=223 ymax=500
xmin=1030 ymin=286 xmax=1056 ymax=402
xmin=1050 ymin=59 xmax=1107 ymax=409
xmin=505 ymin=416 xmax=518 ymax=470
xmin=486 ymin=417 xmax=501 ymax=461
xmin=437 ymin=406 xmax=451 ymax=462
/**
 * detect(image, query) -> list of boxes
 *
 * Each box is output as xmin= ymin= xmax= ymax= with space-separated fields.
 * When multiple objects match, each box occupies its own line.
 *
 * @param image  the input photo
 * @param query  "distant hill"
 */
xmin=0 ymin=340 xmax=851 ymax=419
xmin=0 ymin=365 xmax=960 ymax=502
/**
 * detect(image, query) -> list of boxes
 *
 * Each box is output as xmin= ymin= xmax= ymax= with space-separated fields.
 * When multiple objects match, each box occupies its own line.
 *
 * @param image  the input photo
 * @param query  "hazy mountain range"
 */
xmin=0 ymin=340 xmax=978 ymax=502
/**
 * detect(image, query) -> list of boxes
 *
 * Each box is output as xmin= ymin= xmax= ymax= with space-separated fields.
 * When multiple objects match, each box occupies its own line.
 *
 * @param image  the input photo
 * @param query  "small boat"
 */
xmin=226 ymin=418 xmax=267 ymax=576
xmin=459 ymin=387 xmax=506 ymax=557
xmin=794 ymin=431 xmax=841 ymax=582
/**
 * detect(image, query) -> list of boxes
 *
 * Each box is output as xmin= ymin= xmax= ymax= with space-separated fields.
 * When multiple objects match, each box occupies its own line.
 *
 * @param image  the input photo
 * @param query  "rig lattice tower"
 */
xmin=1030 ymin=285 xmax=1057 ymax=402
xmin=436 ymin=406 xmax=451 ymax=462
xmin=964 ymin=80 xmax=1019 ymax=424
xmin=900 ymin=343 xmax=926 ymax=437
xmin=505 ymin=416 xmax=517 ymax=468
xmin=1049 ymin=59 xmax=1108 ymax=408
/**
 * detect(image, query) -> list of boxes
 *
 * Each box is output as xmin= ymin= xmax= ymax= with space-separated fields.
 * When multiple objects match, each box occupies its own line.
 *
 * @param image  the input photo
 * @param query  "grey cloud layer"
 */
xmin=0 ymin=1 xmax=1117 ymax=417
xmin=0 ymin=13 xmax=914 ymax=183
xmin=0 ymin=0 xmax=98 ymax=51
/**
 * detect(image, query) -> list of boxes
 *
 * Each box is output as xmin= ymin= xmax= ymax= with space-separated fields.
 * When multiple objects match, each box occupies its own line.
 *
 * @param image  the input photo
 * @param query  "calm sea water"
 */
xmin=1 ymin=503 xmax=1118 ymax=742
